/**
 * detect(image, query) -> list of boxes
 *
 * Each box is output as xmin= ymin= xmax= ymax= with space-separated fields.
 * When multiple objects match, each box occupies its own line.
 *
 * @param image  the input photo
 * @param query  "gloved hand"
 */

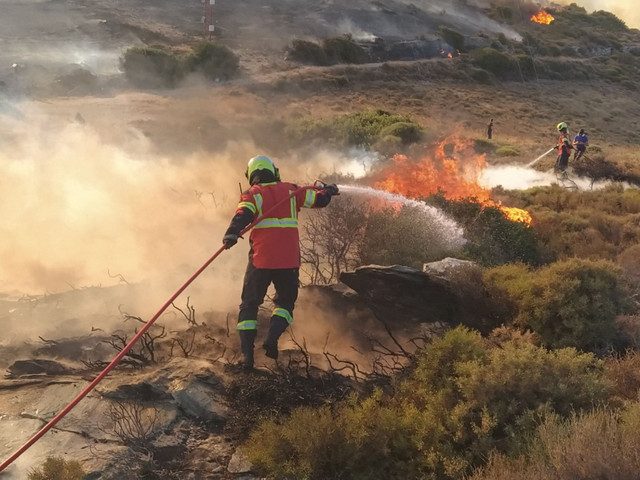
xmin=223 ymin=233 xmax=239 ymax=249
xmin=324 ymin=184 xmax=339 ymax=196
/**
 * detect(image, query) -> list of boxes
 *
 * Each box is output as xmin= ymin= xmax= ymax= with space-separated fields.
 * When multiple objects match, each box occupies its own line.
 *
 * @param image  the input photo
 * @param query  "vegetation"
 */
xmin=121 ymin=42 xmax=239 ymax=88
xmin=287 ymin=35 xmax=369 ymax=65
xmin=484 ymin=259 xmax=632 ymax=350
xmin=244 ymin=327 xmax=610 ymax=479
xmin=188 ymin=41 xmax=240 ymax=81
xmin=286 ymin=109 xmax=423 ymax=149
xmin=121 ymin=46 xmax=185 ymax=89
xmin=28 ymin=456 xmax=85 ymax=480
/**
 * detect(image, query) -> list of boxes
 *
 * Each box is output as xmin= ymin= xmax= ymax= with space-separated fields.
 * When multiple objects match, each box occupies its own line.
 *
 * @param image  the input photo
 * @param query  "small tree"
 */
xmin=188 ymin=41 xmax=240 ymax=80
xmin=121 ymin=46 xmax=185 ymax=89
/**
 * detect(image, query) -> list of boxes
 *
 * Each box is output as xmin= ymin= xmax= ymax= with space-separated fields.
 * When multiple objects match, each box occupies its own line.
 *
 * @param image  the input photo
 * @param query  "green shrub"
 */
xmin=469 ymin=405 xmax=640 ymax=480
xmin=359 ymin=205 xmax=455 ymax=268
xmin=426 ymin=196 xmax=541 ymax=267
xmin=28 ymin=456 xmax=85 ymax=480
xmin=245 ymin=327 xmax=609 ymax=479
xmin=438 ymin=26 xmax=466 ymax=52
xmin=484 ymin=259 xmax=632 ymax=351
xmin=322 ymin=36 xmax=369 ymax=64
xmin=470 ymin=48 xmax=513 ymax=78
xmin=287 ymin=39 xmax=328 ymax=65
xmin=378 ymin=121 xmax=422 ymax=144
xmin=121 ymin=46 xmax=185 ymax=88
xmin=496 ymin=146 xmax=520 ymax=157
xmin=287 ymin=109 xmax=422 ymax=149
xmin=188 ymin=41 xmax=240 ymax=80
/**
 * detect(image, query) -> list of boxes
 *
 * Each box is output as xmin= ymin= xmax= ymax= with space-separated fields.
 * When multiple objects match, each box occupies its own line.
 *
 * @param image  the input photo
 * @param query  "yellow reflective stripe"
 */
xmin=273 ymin=307 xmax=293 ymax=324
xmin=289 ymin=191 xmax=296 ymax=219
xmin=303 ymin=189 xmax=317 ymax=208
xmin=237 ymin=320 xmax=257 ymax=330
xmin=238 ymin=201 xmax=256 ymax=214
xmin=253 ymin=193 xmax=263 ymax=216
xmin=253 ymin=218 xmax=298 ymax=229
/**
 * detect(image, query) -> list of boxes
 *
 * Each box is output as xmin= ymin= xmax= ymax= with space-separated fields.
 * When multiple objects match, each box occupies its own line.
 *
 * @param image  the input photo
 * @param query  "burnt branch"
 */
xmin=171 ymin=297 xmax=197 ymax=327
xmin=170 ymin=330 xmax=196 ymax=358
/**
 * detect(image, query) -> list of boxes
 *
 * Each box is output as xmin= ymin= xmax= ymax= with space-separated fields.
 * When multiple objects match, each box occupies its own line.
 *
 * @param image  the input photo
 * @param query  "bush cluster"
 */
xmin=121 ymin=41 xmax=239 ymax=89
xmin=484 ymin=258 xmax=632 ymax=351
xmin=287 ymin=36 xmax=369 ymax=66
xmin=286 ymin=109 xmax=423 ymax=149
xmin=243 ymin=327 xmax=609 ymax=479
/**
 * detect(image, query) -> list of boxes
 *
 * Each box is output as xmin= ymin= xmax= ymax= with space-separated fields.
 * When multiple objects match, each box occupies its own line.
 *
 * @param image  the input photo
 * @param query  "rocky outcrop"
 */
xmin=6 ymin=359 xmax=73 ymax=378
xmin=339 ymin=259 xmax=500 ymax=334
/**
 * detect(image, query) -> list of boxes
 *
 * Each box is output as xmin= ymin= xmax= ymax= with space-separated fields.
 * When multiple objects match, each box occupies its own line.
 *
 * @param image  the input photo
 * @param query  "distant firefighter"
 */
xmin=555 ymin=122 xmax=573 ymax=172
xmin=487 ymin=118 xmax=494 ymax=139
xmin=573 ymin=128 xmax=589 ymax=162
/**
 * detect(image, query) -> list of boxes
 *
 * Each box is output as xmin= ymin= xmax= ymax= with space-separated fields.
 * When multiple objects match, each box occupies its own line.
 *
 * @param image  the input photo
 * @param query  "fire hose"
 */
xmin=0 ymin=183 xmax=329 ymax=474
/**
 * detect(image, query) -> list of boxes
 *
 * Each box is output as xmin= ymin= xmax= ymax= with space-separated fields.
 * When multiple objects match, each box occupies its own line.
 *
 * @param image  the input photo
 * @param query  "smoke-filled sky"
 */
xmin=555 ymin=0 xmax=640 ymax=28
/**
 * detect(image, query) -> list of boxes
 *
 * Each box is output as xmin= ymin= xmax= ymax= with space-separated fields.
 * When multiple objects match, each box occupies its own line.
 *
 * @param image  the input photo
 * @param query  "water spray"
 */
xmin=526 ymin=147 xmax=555 ymax=168
xmin=337 ymin=185 xmax=465 ymax=249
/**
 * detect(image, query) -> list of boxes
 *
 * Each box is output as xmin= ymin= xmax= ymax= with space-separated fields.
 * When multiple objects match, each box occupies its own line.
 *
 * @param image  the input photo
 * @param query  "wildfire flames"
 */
xmin=531 ymin=9 xmax=554 ymax=25
xmin=372 ymin=136 xmax=533 ymax=226
xmin=440 ymin=49 xmax=453 ymax=58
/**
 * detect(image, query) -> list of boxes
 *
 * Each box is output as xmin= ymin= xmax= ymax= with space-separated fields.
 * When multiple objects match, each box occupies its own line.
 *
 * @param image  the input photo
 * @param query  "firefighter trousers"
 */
xmin=236 ymin=262 xmax=299 ymax=365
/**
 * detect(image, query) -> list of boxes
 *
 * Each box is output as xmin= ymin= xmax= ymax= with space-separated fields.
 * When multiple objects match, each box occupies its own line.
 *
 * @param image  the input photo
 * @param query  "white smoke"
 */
xmin=553 ymin=0 xmax=639 ymax=29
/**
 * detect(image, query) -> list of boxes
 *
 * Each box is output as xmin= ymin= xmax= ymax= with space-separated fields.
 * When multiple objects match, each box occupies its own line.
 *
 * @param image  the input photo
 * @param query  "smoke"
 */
xmin=479 ymin=163 xmax=627 ymax=190
xmin=0 ymin=97 xmax=396 ymax=342
xmin=553 ymin=0 xmax=639 ymax=28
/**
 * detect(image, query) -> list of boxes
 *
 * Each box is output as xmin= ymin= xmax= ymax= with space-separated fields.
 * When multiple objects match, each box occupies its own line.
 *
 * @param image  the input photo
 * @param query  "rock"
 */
xmin=340 ymin=265 xmax=456 ymax=325
xmin=99 ymin=381 xmax=173 ymax=402
xmin=171 ymin=379 xmax=228 ymax=422
xmin=151 ymin=433 xmax=187 ymax=464
xmin=423 ymin=257 xmax=477 ymax=277
xmin=6 ymin=359 xmax=72 ymax=378
xmin=227 ymin=450 xmax=253 ymax=474
xmin=340 ymin=262 xmax=501 ymax=334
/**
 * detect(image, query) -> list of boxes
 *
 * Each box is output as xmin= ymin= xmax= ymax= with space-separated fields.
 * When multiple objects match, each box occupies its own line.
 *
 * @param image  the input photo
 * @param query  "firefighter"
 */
xmin=555 ymin=122 xmax=573 ymax=172
xmin=573 ymin=128 xmax=589 ymax=162
xmin=223 ymin=155 xmax=339 ymax=369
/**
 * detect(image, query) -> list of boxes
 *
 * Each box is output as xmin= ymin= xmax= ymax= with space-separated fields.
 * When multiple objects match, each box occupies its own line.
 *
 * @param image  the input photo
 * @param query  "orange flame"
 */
xmin=372 ymin=136 xmax=532 ymax=226
xmin=440 ymin=49 xmax=453 ymax=58
xmin=531 ymin=9 xmax=554 ymax=24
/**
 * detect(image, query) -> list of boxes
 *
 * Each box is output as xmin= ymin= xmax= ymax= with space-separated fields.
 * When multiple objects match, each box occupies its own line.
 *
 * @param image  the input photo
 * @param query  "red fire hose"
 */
xmin=0 ymin=185 xmax=321 ymax=473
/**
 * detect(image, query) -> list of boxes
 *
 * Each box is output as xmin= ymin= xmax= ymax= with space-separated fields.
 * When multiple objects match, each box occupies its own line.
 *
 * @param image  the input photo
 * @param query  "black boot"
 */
xmin=263 ymin=316 xmax=289 ymax=360
xmin=239 ymin=330 xmax=256 ymax=369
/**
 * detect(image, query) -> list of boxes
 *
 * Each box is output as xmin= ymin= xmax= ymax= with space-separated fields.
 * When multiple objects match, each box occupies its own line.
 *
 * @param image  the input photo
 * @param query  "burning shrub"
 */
xmin=187 ymin=41 xmax=240 ymax=81
xmin=427 ymin=196 xmax=541 ymax=267
xmin=28 ymin=456 xmax=86 ymax=480
xmin=121 ymin=46 xmax=186 ymax=89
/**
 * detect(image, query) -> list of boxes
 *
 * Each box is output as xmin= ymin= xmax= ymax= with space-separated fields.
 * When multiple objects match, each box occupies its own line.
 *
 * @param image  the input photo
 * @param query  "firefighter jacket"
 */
xmin=558 ymin=132 xmax=572 ymax=155
xmin=225 ymin=181 xmax=332 ymax=269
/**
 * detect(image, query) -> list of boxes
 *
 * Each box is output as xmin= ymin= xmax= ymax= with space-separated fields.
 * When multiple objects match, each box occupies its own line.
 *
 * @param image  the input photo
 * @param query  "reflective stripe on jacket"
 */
xmin=231 ymin=182 xmax=329 ymax=269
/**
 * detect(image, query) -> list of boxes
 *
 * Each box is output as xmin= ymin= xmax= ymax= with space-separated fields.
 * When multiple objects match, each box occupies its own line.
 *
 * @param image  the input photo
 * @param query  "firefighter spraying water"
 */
xmin=223 ymin=156 xmax=339 ymax=370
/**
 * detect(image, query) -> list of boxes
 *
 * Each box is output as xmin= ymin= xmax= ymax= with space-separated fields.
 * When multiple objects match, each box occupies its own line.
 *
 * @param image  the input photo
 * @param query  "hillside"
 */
xmin=2 ymin=1 xmax=640 ymax=479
